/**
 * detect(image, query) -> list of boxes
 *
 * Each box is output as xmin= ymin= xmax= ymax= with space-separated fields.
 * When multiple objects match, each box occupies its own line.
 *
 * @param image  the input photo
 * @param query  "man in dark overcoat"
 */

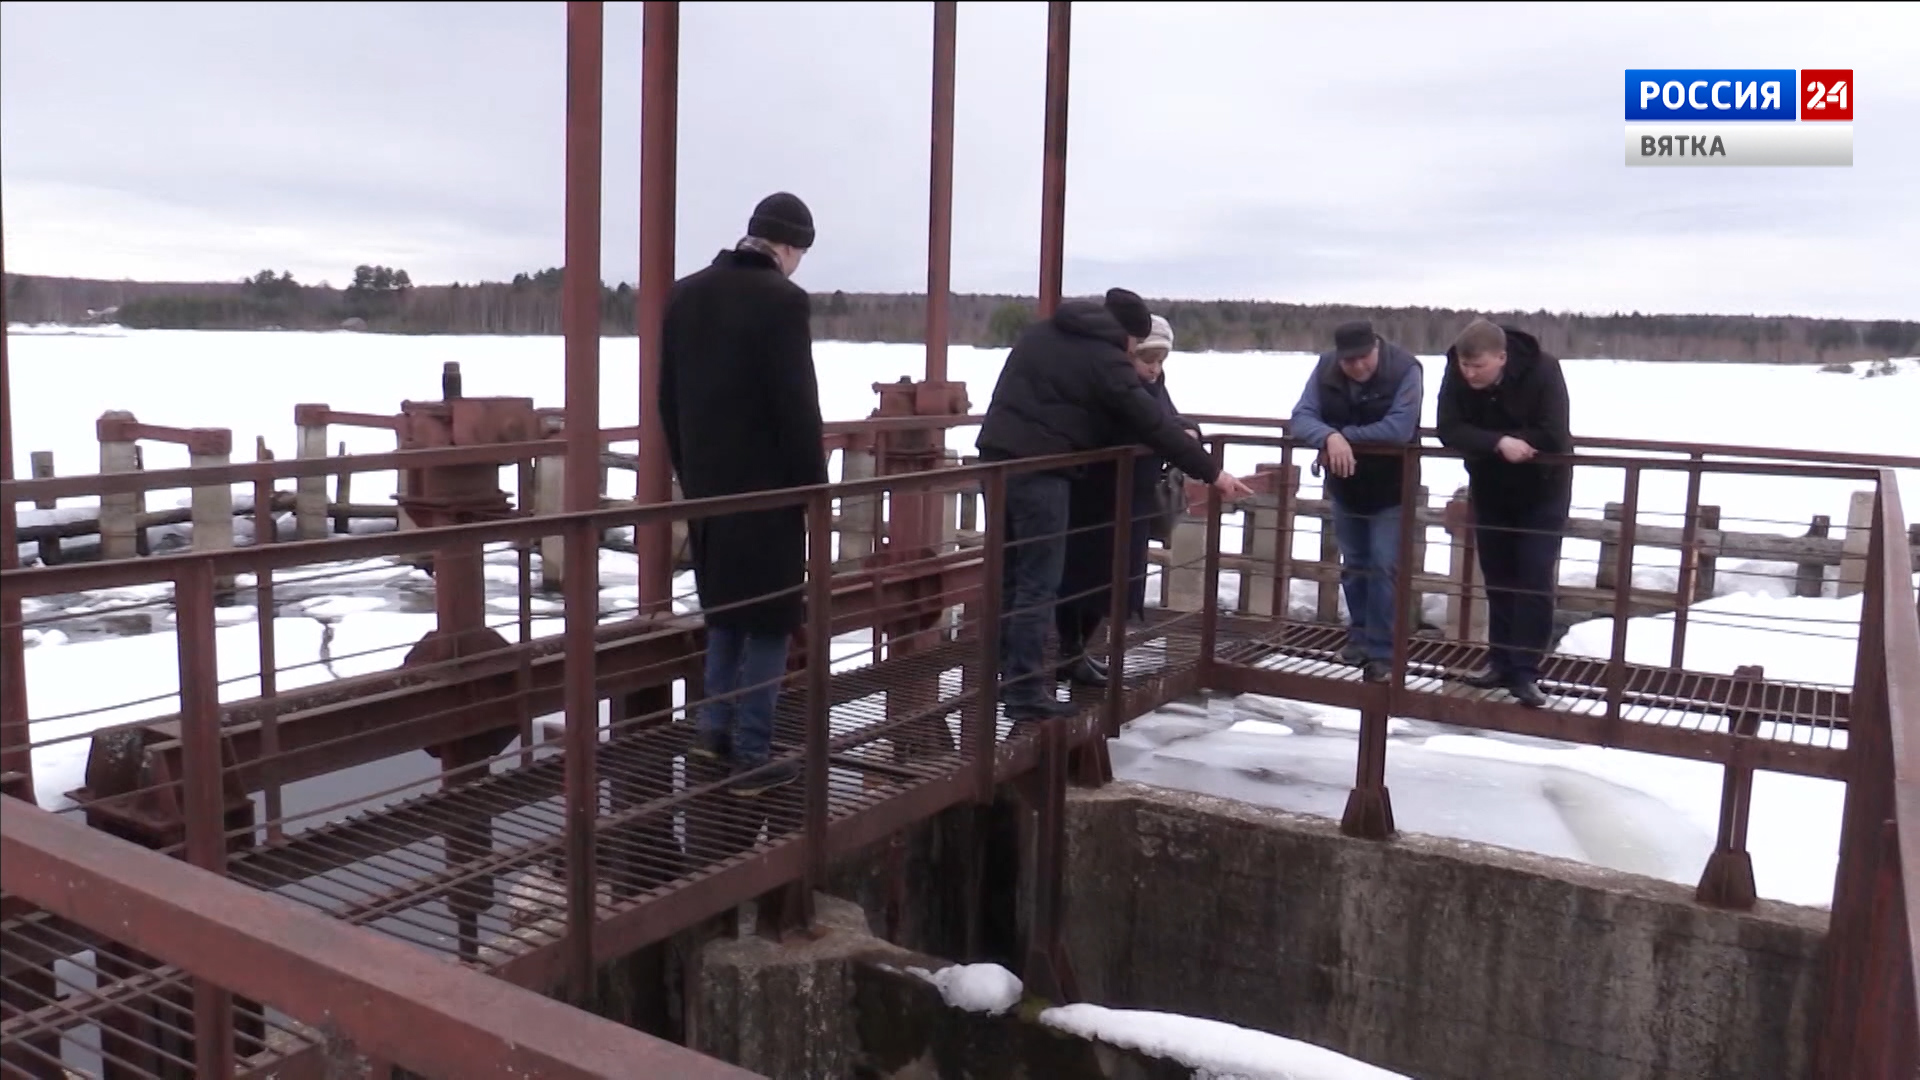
xmin=659 ymin=191 xmax=825 ymax=795
xmin=976 ymin=289 xmax=1254 ymax=719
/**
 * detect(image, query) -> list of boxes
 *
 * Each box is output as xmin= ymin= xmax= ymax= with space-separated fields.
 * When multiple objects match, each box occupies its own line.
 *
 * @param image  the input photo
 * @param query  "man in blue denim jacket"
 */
xmin=1289 ymin=320 xmax=1426 ymax=683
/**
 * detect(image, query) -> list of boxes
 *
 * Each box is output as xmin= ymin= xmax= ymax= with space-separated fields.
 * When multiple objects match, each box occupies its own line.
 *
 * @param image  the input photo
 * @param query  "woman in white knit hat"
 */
xmin=1054 ymin=313 xmax=1199 ymax=688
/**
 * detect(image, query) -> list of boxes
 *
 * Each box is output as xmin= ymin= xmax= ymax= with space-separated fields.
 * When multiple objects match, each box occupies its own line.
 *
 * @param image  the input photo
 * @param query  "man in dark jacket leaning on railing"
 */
xmin=1435 ymin=317 xmax=1575 ymax=709
xmin=1289 ymin=319 xmax=1426 ymax=685
xmin=976 ymin=288 xmax=1255 ymax=720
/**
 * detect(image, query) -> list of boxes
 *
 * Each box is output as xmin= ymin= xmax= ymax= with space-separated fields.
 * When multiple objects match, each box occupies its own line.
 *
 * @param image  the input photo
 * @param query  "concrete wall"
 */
xmin=1062 ymin=784 xmax=1828 ymax=1080
xmin=688 ymin=894 xmax=1209 ymax=1080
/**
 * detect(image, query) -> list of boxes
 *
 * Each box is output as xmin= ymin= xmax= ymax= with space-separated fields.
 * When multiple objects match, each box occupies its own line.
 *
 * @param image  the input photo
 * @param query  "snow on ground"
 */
xmin=8 ymin=330 xmax=1919 ymax=911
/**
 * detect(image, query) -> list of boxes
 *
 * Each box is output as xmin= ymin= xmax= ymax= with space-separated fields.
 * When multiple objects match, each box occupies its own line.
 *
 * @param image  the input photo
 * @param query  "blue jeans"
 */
xmin=1332 ymin=500 xmax=1404 ymax=663
xmin=698 ymin=625 xmax=792 ymax=765
xmin=998 ymin=472 xmax=1071 ymax=705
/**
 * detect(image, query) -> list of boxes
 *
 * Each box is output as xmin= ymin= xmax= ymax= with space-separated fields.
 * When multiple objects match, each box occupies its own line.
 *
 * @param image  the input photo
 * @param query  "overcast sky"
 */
xmin=3 ymin=1 xmax=1916 ymax=320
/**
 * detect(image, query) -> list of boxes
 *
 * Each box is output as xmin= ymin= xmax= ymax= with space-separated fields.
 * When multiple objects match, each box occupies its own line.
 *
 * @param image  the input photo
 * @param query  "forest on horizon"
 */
xmin=6 ymin=266 xmax=1919 ymax=366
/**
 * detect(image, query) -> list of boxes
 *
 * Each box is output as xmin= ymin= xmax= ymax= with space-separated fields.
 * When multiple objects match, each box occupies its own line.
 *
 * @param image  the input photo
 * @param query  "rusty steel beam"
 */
xmin=562 ymin=0 xmax=607 ymax=1006
xmin=1180 ymin=413 xmax=1920 ymax=473
xmin=635 ymin=0 xmax=680 ymax=613
xmin=220 ymin=637 xmax=975 ymax=893
xmin=0 ymin=191 xmax=29 ymax=807
xmin=1036 ymin=0 xmax=1070 ymax=317
xmin=1215 ymin=615 xmax=1854 ymax=731
xmin=924 ymin=0 xmax=957 ymax=383
xmin=1213 ymin=664 xmax=1849 ymax=780
xmin=1815 ymin=473 xmax=1920 ymax=1077
xmin=0 ymin=800 xmax=763 ymax=1079
xmin=75 ymin=556 xmax=983 ymax=814
xmin=0 ymin=444 xmax=1135 ymax=602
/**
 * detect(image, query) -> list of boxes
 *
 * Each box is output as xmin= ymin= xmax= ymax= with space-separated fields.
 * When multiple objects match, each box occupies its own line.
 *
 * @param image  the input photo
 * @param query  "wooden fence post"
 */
xmin=293 ymin=404 xmax=331 ymax=541
xmin=96 ymin=410 xmax=140 ymax=560
xmin=186 ymin=429 xmax=237 ymax=600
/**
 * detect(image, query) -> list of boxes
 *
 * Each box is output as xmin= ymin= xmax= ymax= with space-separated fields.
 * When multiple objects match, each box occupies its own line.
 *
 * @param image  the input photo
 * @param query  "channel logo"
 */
xmin=1622 ymin=68 xmax=1853 ymax=168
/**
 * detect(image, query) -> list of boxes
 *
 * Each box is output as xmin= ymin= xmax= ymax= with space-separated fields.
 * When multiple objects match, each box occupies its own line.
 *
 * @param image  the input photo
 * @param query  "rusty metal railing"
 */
xmin=5 ymin=422 xmax=1918 ymax=1074
xmin=1811 ymin=470 xmax=1920 ymax=1076
xmin=2 ymin=441 xmax=1190 ymax=1076
xmin=1190 ymin=429 xmax=1920 ymax=1072
xmin=0 ymin=799 xmax=764 ymax=1080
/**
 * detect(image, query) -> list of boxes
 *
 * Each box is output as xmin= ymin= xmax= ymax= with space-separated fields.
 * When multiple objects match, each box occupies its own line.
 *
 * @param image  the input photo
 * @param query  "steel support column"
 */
xmin=925 ymin=1 xmax=957 ymax=384
xmin=1036 ymin=0 xmax=1071 ymax=317
xmin=561 ymin=0 xmax=606 ymax=1005
xmin=0 ymin=192 xmax=29 ymax=807
xmin=635 ymin=0 xmax=681 ymax=613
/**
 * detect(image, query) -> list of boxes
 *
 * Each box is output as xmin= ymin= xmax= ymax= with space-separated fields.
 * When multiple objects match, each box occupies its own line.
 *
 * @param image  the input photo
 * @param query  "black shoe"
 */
xmin=1509 ymin=680 xmax=1548 ymax=709
xmin=1460 ymin=666 xmax=1505 ymax=690
xmin=686 ymin=728 xmax=730 ymax=764
xmin=1004 ymin=697 xmax=1077 ymax=721
xmin=1056 ymin=657 xmax=1108 ymax=688
xmin=1339 ymin=642 xmax=1368 ymax=666
xmin=1361 ymin=660 xmax=1391 ymax=684
xmin=727 ymin=758 xmax=799 ymax=797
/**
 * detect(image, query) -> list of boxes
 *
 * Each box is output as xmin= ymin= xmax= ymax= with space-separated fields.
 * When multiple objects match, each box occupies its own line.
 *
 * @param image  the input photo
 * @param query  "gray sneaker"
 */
xmin=1338 ymin=641 xmax=1368 ymax=666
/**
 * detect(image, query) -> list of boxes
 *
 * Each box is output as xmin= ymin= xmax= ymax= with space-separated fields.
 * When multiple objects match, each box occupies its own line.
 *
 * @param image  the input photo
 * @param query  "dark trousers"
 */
xmin=1473 ymin=496 xmax=1569 ymax=682
xmin=1054 ymin=605 xmax=1102 ymax=662
xmin=999 ymin=472 xmax=1071 ymax=705
xmin=697 ymin=625 xmax=792 ymax=765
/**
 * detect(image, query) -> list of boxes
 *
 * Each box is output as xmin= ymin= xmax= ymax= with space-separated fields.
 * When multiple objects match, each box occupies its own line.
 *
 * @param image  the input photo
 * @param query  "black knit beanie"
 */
xmin=748 ymin=192 xmax=816 ymax=250
xmin=1104 ymin=287 xmax=1153 ymax=340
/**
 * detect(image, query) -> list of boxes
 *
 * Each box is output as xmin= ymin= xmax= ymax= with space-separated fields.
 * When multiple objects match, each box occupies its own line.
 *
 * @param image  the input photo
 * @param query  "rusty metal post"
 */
xmin=0 ymin=201 xmax=29 ymax=807
xmin=252 ymin=442 xmax=283 ymax=842
xmin=974 ymin=469 xmax=1007 ymax=802
xmin=1101 ymin=448 xmax=1133 ymax=743
xmin=1267 ymin=443 xmax=1298 ymax=623
xmin=1036 ymin=0 xmax=1071 ymax=317
xmin=1387 ymin=447 xmax=1421 ymax=689
xmin=1670 ymin=455 xmax=1705 ymax=670
xmin=561 ymin=0 xmax=606 ymax=1005
xmin=635 ymin=0 xmax=681 ymax=613
xmin=925 ymin=0 xmax=957 ymax=383
xmin=1814 ymin=484 xmax=1918 ymax=1077
xmin=1197 ymin=439 xmax=1226 ymax=682
xmin=803 ymin=489 xmax=833 ymax=908
xmin=1605 ymin=464 xmax=1643 ymax=727
xmin=1340 ymin=448 xmax=1412 ymax=842
xmin=177 ymin=561 xmax=236 ymax=1077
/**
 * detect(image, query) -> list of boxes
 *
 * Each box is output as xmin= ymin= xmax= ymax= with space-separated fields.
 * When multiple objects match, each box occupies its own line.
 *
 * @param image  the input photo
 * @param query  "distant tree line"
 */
xmin=5 ymin=269 xmax=1917 ymax=364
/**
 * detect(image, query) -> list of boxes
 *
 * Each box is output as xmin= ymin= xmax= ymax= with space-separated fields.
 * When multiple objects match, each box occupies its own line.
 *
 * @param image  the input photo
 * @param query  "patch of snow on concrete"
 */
xmin=1040 ymin=1004 xmax=1408 ymax=1080
xmin=908 ymin=962 xmax=1024 ymax=1015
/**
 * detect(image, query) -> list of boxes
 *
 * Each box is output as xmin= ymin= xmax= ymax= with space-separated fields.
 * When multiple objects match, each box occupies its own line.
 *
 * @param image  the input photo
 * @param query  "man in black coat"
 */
xmin=1055 ymin=313 xmax=1196 ymax=690
xmin=976 ymin=288 xmax=1254 ymax=719
xmin=659 ymin=191 xmax=826 ymax=795
xmin=1435 ymin=317 xmax=1575 ymax=709
xmin=1289 ymin=319 xmax=1426 ymax=685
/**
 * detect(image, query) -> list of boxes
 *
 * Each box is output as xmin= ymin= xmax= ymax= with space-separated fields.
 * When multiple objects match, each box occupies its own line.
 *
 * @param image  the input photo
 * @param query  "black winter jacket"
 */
xmin=1436 ymin=326 xmax=1574 ymax=518
xmin=975 ymin=301 xmax=1219 ymax=483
